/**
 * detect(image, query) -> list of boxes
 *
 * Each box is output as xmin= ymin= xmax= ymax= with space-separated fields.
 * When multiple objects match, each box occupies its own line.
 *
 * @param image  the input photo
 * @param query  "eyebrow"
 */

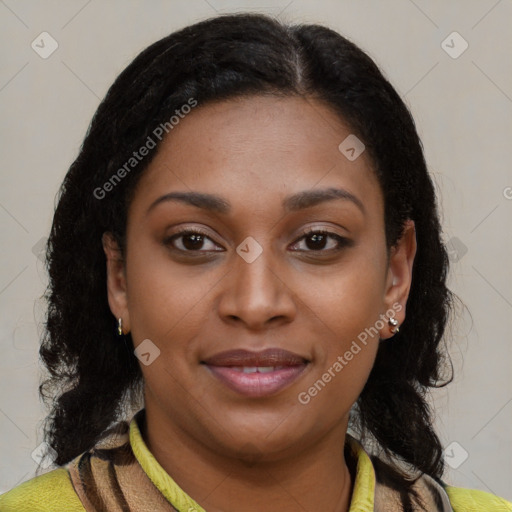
xmin=146 ymin=187 xmax=365 ymax=216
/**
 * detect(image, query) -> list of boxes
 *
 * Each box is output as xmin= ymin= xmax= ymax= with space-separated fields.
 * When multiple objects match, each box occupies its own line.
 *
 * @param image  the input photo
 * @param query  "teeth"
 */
xmin=231 ymin=366 xmax=282 ymax=373
xmin=256 ymin=366 xmax=276 ymax=373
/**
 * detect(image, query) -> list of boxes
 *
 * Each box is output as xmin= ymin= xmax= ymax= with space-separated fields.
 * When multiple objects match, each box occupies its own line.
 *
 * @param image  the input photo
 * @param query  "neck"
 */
xmin=141 ymin=407 xmax=355 ymax=512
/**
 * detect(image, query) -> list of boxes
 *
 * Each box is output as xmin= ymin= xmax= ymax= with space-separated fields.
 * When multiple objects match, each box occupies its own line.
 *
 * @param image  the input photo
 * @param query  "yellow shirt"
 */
xmin=1 ymin=412 xmax=510 ymax=511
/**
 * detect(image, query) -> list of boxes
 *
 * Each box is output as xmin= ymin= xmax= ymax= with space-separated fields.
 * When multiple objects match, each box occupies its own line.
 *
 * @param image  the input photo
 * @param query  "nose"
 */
xmin=217 ymin=246 xmax=297 ymax=331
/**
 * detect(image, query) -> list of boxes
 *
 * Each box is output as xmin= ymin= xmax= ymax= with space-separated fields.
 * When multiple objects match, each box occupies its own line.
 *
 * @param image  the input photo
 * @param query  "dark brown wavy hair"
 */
xmin=39 ymin=12 xmax=455 ymax=508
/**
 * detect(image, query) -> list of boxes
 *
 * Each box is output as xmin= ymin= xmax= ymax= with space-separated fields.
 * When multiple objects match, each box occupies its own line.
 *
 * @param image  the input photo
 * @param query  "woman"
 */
xmin=1 ymin=12 xmax=510 ymax=512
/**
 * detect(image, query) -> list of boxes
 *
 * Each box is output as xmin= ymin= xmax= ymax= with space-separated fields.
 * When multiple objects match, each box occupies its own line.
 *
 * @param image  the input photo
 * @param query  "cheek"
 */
xmin=295 ymin=251 xmax=385 ymax=407
xmin=125 ymin=245 xmax=215 ymax=355
xmin=296 ymin=247 xmax=386 ymax=338
xmin=300 ymin=344 xmax=377 ymax=430
xmin=298 ymin=297 xmax=381 ymax=422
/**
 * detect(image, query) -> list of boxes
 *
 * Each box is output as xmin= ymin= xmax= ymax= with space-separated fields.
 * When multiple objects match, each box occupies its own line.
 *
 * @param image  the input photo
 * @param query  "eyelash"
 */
xmin=164 ymin=227 xmax=350 ymax=255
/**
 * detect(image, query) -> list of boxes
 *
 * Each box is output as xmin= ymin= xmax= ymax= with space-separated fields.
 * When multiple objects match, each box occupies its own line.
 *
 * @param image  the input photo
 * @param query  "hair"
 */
xmin=39 ymin=11 xmax=455 ymax=506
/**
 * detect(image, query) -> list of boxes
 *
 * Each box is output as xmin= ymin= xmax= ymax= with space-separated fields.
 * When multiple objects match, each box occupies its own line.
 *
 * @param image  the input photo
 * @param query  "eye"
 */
xmin=164 ymin=227 xmax=351 ymax=255
xmin=290 ymin=229 xmax=351 ymax=253
xmin=163 ymin=228 xmax=224 ymax=253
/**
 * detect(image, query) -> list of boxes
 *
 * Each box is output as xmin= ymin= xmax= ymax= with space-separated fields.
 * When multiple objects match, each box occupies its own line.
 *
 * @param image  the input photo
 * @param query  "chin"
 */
xmin=207 ymin=416 xmax=307 ymax=462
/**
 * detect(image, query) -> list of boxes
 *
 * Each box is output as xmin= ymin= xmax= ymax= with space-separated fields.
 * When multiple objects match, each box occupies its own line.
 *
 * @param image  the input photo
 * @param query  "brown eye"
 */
xmin=291 ymin=230 xmax=351 ymax=253
xmin=164 ymin=229 xmax=223 ymax=253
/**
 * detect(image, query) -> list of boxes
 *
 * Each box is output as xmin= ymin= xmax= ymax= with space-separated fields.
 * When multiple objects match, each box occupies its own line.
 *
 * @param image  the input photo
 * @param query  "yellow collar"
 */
xmin=129 ymin=412 xmax=377 ymax=511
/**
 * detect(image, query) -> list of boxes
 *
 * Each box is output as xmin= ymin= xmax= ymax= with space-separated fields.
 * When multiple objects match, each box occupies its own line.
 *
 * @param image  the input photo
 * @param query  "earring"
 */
xmin=117 ymin=318 xmax=123 ymax=336
xmin=388 ymin=317 xmax=399 ymax=334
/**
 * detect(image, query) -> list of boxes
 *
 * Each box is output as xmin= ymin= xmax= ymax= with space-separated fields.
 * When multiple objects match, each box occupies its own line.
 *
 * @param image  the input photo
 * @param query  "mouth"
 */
xmin=202 ymin=348 xmax=309 ymax=398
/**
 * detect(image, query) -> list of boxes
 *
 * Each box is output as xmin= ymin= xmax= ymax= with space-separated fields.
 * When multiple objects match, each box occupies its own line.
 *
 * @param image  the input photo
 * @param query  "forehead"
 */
xmin=129 ymin=94 xmax=382 ymax=220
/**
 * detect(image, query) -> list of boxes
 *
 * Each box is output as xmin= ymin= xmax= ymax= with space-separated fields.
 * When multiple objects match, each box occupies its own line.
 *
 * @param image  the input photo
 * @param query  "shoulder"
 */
xmin=367 ymin=446 xmax=511 ymax=512
xmin=445 ymin=485 xmax=512 ymax=511
xmin=0 ymin=467 xmax=85 ymax=512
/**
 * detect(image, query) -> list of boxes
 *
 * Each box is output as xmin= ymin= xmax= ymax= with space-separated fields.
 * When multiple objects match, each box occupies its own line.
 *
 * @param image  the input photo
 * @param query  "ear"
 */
xmin=380 ymin=220 xmax=417 ymax=340
xmin=102 ymin=232 xmax=130 ymax=334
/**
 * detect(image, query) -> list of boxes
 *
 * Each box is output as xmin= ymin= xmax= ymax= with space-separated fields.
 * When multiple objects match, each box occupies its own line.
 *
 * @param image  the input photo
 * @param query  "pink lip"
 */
xmin=202 ymin=348 xmax=309 ymax=398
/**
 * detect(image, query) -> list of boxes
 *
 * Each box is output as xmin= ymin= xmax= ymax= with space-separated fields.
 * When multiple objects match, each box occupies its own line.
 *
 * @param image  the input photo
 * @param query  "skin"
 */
xmin=102 ymin=94 xmax=417 ymax=512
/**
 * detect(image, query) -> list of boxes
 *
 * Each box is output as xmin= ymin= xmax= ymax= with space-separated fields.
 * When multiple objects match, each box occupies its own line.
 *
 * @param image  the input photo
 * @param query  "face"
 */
xmin=103 ymin=94 xmax=416 ymax=461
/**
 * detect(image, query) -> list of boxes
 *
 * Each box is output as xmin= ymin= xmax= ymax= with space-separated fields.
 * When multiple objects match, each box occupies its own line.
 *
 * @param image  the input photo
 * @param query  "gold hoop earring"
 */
xmin=117 ymin=318 xmax=123 ymax=336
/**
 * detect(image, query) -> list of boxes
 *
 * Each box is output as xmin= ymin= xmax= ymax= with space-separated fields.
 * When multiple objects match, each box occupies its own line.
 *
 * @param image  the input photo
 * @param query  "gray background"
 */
xmin=1 ymin=0 xmax=511 ymax=501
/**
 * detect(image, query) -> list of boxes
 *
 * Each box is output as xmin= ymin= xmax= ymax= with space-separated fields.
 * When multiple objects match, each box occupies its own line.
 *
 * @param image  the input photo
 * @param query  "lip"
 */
xmin=202 ymin=348 xmax=309 ymax=398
